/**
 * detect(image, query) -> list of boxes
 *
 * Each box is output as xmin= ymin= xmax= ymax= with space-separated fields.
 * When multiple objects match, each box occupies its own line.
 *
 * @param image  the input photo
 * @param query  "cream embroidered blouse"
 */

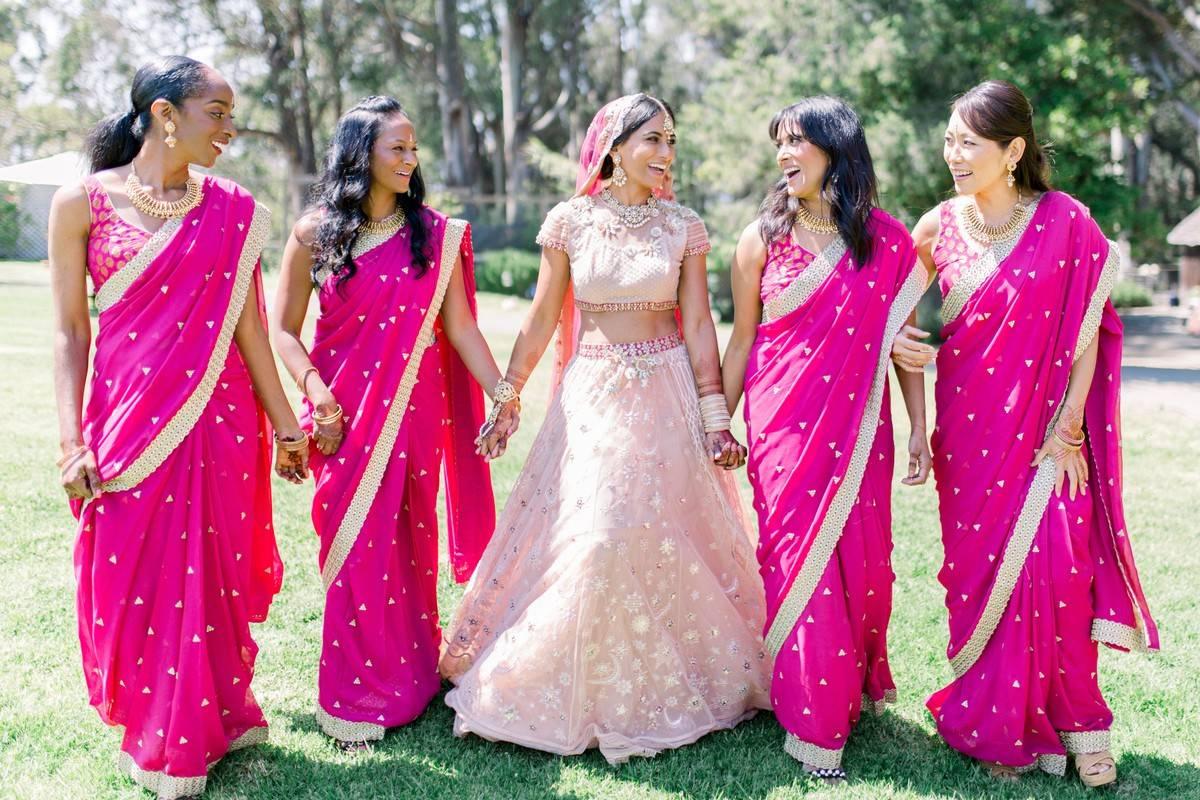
xmin=536 ymin=195 xmax=711 ymax=312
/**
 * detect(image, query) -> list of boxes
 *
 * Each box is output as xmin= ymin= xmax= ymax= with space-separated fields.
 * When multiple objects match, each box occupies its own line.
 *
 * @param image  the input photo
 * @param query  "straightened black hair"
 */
xmin=759 ymin=97 xmax=878 ymax=267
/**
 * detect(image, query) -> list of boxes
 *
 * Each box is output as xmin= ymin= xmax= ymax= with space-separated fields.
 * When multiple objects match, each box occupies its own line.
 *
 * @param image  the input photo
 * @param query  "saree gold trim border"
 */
xmin=940 ymin=196 xmax=1043 ymax=325
xmin=784 ymin=732 xmax=843 ymax=769
xmin=115 ymin=725 xmax=268 ymax=800
xmin=99 ymin=203 xmax=271 ymax=493
xmin=315 ymin=704 xmax=386 ymax=742
xmin=947 ymin=238 xmax=1122 ymax=679
xmin=761 ymin=237 xmax=847 ymax=323
xmin=320 ymin=218 xmax=465 ymax=590
xmin=95 ymin=217 xmax=184 ymax=312
xmin=1072 ymin=240 xmax=1119 ymax=363
xmin=764 ymin=261 xmax=927 ymax=655
xmin=1091 ymin=618 xmax=1149 ymax=651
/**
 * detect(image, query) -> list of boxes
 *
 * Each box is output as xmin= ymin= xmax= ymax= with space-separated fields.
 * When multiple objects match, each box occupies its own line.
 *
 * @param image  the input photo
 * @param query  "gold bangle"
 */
xmin=297 ymin=366 xmax=320 ymax=393
xmin=274 ymin=432 xmax=310 ymax=452
xmin=312 ymin=404 xmax=344 ymax=426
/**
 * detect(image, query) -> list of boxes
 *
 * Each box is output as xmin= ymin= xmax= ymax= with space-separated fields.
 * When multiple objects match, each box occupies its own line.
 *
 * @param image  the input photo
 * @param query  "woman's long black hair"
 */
xmin=759 ymin=97 xmax=878 ymax=267
xmin=310 ymin=96 xmax=430 ymax=287
xmin=85 ymin=55 xmax=210 ymax=173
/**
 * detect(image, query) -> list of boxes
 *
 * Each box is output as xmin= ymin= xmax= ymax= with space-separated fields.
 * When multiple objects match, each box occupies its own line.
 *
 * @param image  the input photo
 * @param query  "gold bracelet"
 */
xmin=274 ymin=432 xmax=310 ymax=452
xmin=312 ymin=404 xmax=344 ymax=426
xmin=297 ymin=366 xmax=320 ymax=393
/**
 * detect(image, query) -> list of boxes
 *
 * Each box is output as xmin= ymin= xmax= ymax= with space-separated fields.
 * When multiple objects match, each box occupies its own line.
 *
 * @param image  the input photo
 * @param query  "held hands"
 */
xmin=59 ymin=445 xmax=101 ymax=500
xmin=274 ymin=429 xmax=310 ymax=484
xmin=892 ymin=325 xmax=935 ymax=373
xmin=708 ymin=430 xmax=747 ymax=470
xmin=902 ymin=428 xmax=932 ymax=486
xmin=475 ymin=399 xmax=521 ymax=462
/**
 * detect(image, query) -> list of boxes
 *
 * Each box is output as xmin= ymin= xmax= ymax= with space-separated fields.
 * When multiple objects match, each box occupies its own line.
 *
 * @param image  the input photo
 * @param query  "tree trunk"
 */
xmin=498 ymin=0 xmax=529 ymax=223
xmin=436 ymin=0 xmax=479 ymax=189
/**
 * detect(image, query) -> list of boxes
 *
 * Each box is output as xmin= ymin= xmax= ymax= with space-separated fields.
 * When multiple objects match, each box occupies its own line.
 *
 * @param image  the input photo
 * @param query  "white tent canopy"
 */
xmin=0 ymin=150 xmax=88 ymax=187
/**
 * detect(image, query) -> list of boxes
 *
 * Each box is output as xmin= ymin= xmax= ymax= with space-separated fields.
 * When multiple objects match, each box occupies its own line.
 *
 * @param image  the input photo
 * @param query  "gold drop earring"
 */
xmin=611 ymin=153 xmax=627 ymax=187
xmin=1005 ymin=161 xmax=1016 ymax=189
xmin=164 ymin=119 xmax=178 ymax=149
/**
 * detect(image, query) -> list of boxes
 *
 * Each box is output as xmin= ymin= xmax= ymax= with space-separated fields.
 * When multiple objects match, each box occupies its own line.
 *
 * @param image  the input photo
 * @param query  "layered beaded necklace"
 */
xmin=360 ymin=209 xmax=407 ymax=236
xmin=600 ymin=189 xmax=660 ymax=228
xmin=795 ymin=201 xmax=838 ymax=235
xmin=125 ymin=164 xmax=203 ymax=220
xmin=961 ymin=195 xmax=1031 ymax=244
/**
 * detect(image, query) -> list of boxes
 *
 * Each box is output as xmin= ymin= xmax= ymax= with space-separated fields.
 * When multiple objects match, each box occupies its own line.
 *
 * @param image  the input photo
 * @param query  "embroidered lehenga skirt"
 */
xmin=441 ymin=334 xmax=771 ymax=763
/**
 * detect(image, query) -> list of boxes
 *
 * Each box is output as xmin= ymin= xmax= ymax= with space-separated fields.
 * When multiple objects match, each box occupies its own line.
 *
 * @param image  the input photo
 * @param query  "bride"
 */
xmin=440 ymin=93 xmax=771 ymax=764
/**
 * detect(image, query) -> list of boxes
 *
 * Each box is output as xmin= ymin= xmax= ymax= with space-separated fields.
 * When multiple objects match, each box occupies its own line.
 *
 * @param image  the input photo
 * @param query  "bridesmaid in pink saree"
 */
xmin=893 ymin=81 xmax=1158 ymax=788
xmin=272 ymin=96 xmax=515 ymax=749
xmin=49 ymin=57 xmax=307 ymax=799
xmin=722 ymin=97 xmax=931 ymax=781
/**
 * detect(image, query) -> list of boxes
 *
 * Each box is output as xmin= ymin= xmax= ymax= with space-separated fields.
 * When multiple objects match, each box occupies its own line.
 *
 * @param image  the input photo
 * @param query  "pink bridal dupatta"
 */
xmin=927 ymin=191 xmax=1157 ymax=772
xmin=305 ymin=209 xmax=493 ymax=740
xmin=74 ymin=176 xmax=281 ymax=798
xmin=743 ymin=210 xmax=927 ymax=768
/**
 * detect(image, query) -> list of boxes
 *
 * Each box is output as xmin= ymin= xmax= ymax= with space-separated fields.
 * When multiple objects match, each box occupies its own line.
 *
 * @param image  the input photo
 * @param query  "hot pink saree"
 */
xmin=927 ymin=191 xmax=1158 ymax=774
xmin=744 ymin=210 xmax=927 ymax=770
xmin=304 ymin=209 xmax=493 ymax=742
xmin=74 ymin=176 xmax=281 ymax=799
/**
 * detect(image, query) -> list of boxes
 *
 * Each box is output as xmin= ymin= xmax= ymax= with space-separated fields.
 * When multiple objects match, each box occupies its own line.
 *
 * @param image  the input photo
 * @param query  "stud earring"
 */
xmin=611 ymin=153 xmax=627 ymax=187
xmin=1005 ymin=161 xmax=1016 ymax=189
xmin=164 ymin=120 xmax=178 ymax=149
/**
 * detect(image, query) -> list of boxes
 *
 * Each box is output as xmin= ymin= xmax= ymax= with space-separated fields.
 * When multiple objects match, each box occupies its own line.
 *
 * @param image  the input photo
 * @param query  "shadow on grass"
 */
xmin=197 ymin=689 xmax=1200 ymax=800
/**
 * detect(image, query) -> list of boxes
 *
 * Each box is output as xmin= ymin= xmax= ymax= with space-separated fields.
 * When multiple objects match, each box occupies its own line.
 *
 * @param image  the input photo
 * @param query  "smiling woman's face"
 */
xmin=370 ymin=114 xmax=419 ymax=198
xmin=611 ymin=111 xmax=676 ymax=193
xmin=775 ymin=121 xmax=829 ymax=202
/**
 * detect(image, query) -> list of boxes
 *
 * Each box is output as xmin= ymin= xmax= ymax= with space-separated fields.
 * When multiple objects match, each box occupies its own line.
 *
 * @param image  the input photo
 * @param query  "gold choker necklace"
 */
xmin=795 ymin=202 xmax=838 ymax=235
xmin=361 ymin=210 xmax=407 ymax=235
xmin=961 ymin=197 xmax=1031 ymax=244
xmin=125 ymin=165 xmax=202 ymax=220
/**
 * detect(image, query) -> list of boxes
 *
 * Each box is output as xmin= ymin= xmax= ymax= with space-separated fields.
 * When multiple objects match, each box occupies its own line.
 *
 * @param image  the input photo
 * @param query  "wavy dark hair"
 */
xmin=598 ymin=94 xmax=676 ymax=182
xmin=85 ymin=55 xmax=211 ymax=173
xmin=952 ymin=80 xmax=1053 ymax=194
xmin=310 ymin=96 xmax=430 ymax=287
xmin=759 ymin=97 xmax=878 ymax=267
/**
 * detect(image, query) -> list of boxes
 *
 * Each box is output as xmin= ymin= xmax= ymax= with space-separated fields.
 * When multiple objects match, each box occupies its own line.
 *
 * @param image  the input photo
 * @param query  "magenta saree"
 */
xmin=305 ymin=209 xmax=494 ymax=741
xmin=74 ymin=176 xmax=281 ymax=799
xmin=926 ymin=191 xmax=1158 ymax=773
xmin=743 ymin=210 xmax=927 ymax=769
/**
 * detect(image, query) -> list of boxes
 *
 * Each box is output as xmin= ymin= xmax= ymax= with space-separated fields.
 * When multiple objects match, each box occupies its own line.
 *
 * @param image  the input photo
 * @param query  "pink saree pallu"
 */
xmin=744 ymin=210 xmax=928 ymax=770
xmin=305 ymin=211 xmax=493 ymax=742
xmin=74 ymin=177 xmax=281 ymax=799
xmin=926 ymin=191 xmax=1158 ymax=774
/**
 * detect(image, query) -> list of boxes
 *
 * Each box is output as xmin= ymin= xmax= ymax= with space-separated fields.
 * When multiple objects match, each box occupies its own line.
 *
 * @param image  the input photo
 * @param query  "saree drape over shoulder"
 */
xmin=74 ymin=176 xmax=281 ymax=800
xmin=926 ymin=191 xmax=1158 ymax=774
xmin=744 ymin=210 xmax=927 ymax=769
xmin=305 ymin=209 xmax=493 ymax=741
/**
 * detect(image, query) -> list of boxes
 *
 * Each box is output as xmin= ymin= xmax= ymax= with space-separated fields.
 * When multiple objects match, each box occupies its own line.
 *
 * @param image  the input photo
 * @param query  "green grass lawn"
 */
xmin=1 ymin=260 xmax=1198 ymax=799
